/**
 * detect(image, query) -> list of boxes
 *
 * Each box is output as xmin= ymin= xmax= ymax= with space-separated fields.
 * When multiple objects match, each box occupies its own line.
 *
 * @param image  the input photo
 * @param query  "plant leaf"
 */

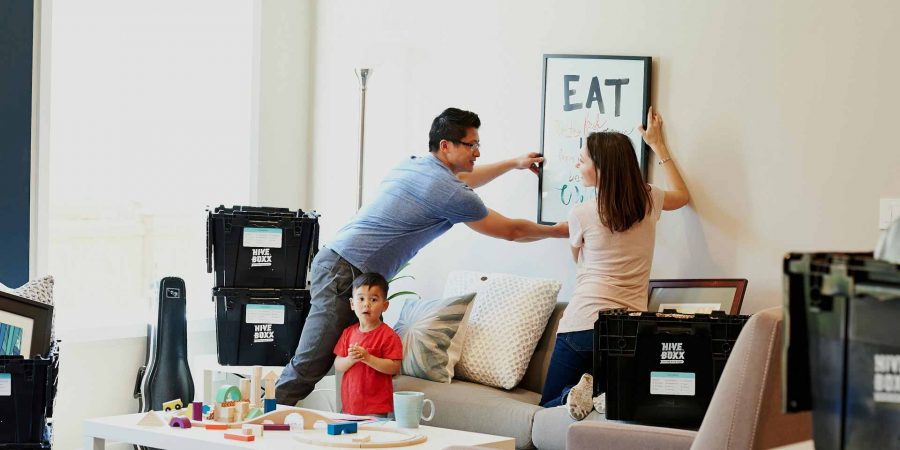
xmin=388 ymin=275 xmax=416 ymax=284
xmin=387 ymin=291 xmax=420 ymax=301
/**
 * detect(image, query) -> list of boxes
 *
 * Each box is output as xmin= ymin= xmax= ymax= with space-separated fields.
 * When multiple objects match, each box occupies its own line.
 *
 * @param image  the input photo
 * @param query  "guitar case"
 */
xmin=134 ymin=277 xmax=194 ymax=415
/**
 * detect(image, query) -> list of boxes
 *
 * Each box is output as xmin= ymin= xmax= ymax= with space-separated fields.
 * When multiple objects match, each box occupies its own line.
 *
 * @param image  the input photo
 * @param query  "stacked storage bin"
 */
xmin=783 ymin=252 xmax=900 ymax=449
xmin=207 ymin=206 xmax=319 ymax=366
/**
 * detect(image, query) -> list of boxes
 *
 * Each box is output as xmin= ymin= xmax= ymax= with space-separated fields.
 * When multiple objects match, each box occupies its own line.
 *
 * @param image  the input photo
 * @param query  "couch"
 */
xmin=394 ymin=302 xmax=565 ymax=449
xmin=396 ymin=303 xmax=812 ymax=450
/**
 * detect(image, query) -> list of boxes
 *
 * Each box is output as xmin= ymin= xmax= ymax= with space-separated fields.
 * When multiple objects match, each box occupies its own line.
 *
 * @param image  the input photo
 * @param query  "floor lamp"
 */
xmin=355 ymin=68 xmax=371 ymax=211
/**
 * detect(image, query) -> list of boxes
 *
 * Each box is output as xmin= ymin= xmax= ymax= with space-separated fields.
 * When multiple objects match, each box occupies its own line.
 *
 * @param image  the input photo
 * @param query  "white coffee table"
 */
xmin=83 ymin=411 xmax=515 ymax=450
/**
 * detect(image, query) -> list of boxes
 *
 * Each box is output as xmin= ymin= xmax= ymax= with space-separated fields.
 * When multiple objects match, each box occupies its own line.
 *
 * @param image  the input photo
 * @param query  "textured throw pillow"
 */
xmin=444 ymin=271 xmax=561 ymax=389
xmin=1 ymin=275 xmax=55 ymax=305
xmin=393 ymin=292 xmax=477 ymax=383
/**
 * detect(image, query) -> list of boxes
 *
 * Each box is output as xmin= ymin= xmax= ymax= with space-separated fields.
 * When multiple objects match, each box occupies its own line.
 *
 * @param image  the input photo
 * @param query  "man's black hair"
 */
xmin=428 ymin=107 xmax=481 ymax=152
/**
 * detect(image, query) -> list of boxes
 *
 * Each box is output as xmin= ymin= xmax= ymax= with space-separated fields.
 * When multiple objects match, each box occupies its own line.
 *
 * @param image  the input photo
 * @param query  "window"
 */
xmin=46 ymin=0 xmax=257 ymax=331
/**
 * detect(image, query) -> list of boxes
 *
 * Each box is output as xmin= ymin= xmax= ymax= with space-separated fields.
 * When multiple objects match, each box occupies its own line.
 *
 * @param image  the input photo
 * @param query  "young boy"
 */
xmin=333 ymin=273 xmax=403 ymax=415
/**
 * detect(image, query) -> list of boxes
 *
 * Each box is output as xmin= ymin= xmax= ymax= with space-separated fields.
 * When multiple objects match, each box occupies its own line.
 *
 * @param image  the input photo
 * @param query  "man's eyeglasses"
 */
xmin=454 ymin=140 xmax=481 ymax=151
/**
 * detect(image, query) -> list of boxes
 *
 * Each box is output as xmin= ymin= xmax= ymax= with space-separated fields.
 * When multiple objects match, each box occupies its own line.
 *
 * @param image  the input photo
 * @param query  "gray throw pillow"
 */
xmin=393 ymin=292 xmax=476 ymax=383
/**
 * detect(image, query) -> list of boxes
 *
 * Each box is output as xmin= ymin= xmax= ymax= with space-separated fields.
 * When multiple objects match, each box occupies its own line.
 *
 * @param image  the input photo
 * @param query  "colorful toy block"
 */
xmin=262 ymin=424 xmax=290 ymax=431
xmin=264 ymin=398 xmax=277 ymax=413
xmin=169 ymin=417 xmax=192 ymax=428
xmin=162 ymin=398 xmax=184 ymax=412
xmin=204 ymin=423 xmax=229 ymax=430
xmin=224 ymin=433 xmax=255 ymax=442
xmin=215 ymin=385 xmax=243 ymax=403
xmin=245 ymin=407 xmax=263 ymax=419
xmin=192 ymin=402 xmax=203 ymax=421
xmin=327 ymin=422 xmax=357 ymax=435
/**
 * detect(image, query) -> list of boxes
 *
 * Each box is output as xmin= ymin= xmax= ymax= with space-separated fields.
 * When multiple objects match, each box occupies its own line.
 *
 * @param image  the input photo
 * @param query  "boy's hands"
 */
xmin=348 ymin=343 xmax=370 ymax=362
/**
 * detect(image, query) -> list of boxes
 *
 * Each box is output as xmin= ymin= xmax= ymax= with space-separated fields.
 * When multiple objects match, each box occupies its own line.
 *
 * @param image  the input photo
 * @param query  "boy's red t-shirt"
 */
xmin=333 ymin=322 xmax=404 ymax=415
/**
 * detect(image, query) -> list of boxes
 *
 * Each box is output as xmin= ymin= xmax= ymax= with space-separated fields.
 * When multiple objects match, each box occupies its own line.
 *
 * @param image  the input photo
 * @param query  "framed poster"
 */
xmin=538 ymin=54 xmax=651 ymax=224
xmin=0 ymin=290 xmax=52 ymax=357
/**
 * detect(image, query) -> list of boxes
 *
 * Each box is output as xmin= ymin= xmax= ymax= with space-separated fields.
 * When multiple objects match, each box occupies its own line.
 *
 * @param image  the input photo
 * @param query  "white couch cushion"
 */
xmin=444 ymin=271 xmax=561 ymax=389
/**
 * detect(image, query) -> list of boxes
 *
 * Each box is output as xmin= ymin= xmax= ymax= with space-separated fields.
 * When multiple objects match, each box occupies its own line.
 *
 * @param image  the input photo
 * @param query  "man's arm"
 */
xmin=457 ymin=153 xmax=543 ymax=188
xmin=465 ymin=209 xmax=568 ymax=242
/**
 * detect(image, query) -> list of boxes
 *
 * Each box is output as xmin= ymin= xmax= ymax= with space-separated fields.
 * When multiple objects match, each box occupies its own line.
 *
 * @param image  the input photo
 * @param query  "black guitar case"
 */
xmin=134 ymin=277 xmax=194 ymax=414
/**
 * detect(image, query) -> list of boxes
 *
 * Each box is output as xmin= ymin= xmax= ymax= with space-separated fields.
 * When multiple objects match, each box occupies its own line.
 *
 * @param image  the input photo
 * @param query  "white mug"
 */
xmin=393 ymin=391 xmax=435 ymax=428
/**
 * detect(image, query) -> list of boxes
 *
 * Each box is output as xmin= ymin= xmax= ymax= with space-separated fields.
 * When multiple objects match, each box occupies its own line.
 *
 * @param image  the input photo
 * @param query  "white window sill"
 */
xmin=56 ymin=315 xmax=216 ymax=343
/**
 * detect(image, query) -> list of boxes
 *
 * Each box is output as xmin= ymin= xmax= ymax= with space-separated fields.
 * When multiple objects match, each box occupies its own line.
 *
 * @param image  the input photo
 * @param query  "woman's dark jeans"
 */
xmin=539 ymin=330 xmax=599 ymax=407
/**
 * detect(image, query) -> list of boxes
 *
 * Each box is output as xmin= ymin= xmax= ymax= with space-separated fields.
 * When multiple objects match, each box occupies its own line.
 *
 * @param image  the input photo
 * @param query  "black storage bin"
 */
xmin=0 ymin=355 xmax=56 ymax=449
xmin=783 ymin=252 xmax=900 ymax=450
xmin=207 ymin=205 xmax=319 ymax=289
xmin=595 ymin=311 xmax=749 ymax=426
xmin=213 ymin=287 xmax=311 ymax=366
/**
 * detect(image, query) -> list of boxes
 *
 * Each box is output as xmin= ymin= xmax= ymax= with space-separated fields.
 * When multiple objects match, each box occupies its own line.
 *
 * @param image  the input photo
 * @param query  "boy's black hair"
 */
xmin=351 ymin=272 xmax=389 ymax=298
xmin=428 ymin=107 xmax=481 ymax=152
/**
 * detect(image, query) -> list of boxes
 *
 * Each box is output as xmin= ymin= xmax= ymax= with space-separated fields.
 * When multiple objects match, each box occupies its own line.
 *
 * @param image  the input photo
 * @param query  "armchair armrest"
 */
xmin=567 ymin=421 xmax=696 ymax=450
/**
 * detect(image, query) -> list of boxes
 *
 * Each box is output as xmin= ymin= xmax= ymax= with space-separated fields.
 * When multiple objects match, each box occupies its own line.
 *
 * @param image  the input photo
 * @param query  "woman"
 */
xmin=540 ymin=107 xmax=691 ymax=420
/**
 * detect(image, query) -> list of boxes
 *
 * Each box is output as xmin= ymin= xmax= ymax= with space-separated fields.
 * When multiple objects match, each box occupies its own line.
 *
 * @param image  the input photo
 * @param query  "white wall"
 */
xmin=256 ymin=0 xmax=314 ymax=208
xmin=309 ymin=0 xmax=900 ymax=315
xmin=49 ymin=2 xmax=314 ymax=448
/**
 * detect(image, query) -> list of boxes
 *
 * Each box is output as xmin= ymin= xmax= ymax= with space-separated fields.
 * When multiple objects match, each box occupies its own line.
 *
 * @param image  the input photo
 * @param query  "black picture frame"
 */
xmin=0 ymin=290 xmax=53 ymax=358
xmin=538 ymin=54 xmax=652 ymax=224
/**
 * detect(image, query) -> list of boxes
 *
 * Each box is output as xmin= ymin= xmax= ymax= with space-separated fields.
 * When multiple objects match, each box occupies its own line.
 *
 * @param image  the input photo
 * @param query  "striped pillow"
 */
xmin=393 ymin=292 xmax=476 ymax=383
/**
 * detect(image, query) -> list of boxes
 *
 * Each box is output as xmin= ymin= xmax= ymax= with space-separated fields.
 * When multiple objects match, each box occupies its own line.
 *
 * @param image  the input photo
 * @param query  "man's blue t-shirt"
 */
xmin=328 ymin=153 xmax=488 ymax=279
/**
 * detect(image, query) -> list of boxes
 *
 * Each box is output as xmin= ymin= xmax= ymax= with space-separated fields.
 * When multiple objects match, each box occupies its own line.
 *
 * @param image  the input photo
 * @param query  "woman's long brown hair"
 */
xmin=585 ymin=132 xmax=652 ymax=232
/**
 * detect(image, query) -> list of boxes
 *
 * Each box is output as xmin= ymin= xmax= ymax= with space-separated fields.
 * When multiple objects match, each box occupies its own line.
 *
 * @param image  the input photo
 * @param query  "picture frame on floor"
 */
xmin=0 ymin=290 xmax=53 ymax=358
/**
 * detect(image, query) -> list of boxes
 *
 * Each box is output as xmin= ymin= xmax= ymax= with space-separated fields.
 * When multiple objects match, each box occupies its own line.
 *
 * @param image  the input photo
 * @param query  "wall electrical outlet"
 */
xmin=880 ymin=198 xmax=900 ymax=230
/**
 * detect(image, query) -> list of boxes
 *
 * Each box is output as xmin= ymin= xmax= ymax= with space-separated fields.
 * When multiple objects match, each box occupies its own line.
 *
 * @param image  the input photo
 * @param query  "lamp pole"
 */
xmin=355 ymin=68 xmax=370 ymax=211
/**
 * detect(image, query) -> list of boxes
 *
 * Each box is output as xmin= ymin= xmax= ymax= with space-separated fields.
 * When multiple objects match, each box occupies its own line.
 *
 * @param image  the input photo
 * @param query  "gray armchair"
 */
xmin=566 ymin=307 xmax=812 ymax=450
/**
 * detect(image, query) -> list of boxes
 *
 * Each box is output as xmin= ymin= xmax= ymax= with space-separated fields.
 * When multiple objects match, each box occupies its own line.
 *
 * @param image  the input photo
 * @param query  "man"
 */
xmin=275 ymin=107 xmax=568 ymax=405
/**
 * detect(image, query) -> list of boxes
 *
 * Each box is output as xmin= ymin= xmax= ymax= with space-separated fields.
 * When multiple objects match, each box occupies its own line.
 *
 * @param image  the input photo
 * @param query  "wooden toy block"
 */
xmin=162 ymin=398 xmax=184 ymax=412
xmin=242 ymin=423 xmax=264 ymax=437
xmin=262 ymin=424 xmax=290 ymax=431
xmin=224 ymin=433 xmax=255 ymax=442
xmin=239 ymin=378 xmax=251 ymax=402
xmin=192 ymin=402 xmax=203 ymax=421
xmin=235 ymin=401 xmax=249 ymax=421
xmin=326 ymin=422 xmax=357 ymax=435
xmin=264 ymin=398 xmax=276 ymax=413
xmin=264 ymin=379 xmax=276 ymax=400
xmin=221 ymin=400 xmax=235 ymax=407
xmin=250 ymin=366 xmax=263 ymax=407
xmin=352 ymin=434 xmax=371 ymax=443
xmin=169 ymin=417 xmax=192 ymax=428
xmin=262 ymin=370 xmax=279 ymax=400
xmin=204 ymin=423 xmax=229 ymax=430
xmin=220 ymin=406 xmax=235 ymax=423
xmin=136 ymin=412 xmax=164 ymax=427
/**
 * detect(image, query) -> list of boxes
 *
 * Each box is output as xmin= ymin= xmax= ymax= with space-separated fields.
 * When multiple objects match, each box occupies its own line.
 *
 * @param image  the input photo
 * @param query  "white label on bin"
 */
xmin=246 ymin=304 xmax=285 ymax=325
xmin=650 ymin=371 xmax=695 ymax=396
xmin=243 ymin=227 xmax=283 ymax=249
xmin=0 ymin=373 xmax=10 ymax=396
xmin=874 ymin=354 xmax=900 ymax=404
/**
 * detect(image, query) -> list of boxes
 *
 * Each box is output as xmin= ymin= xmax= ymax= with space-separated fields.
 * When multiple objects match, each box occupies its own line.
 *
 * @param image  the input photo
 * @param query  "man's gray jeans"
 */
xmin=275 ymin=247 xmax=360 ymax=405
